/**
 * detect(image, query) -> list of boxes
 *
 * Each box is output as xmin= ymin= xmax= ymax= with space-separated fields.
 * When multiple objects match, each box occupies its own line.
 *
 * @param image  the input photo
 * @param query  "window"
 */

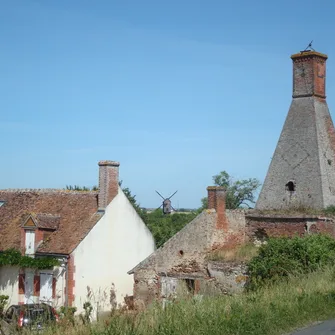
xmin=0 ymin=201 xmax=5 ymax=207
xmin=25 ymin=230 xmax=35 ymax=255
xmin=285 ymin=181 xmax=295 ymax=192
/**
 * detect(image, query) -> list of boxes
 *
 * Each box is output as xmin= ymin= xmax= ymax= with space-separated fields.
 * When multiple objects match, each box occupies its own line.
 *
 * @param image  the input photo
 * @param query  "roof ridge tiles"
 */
xmin=0 ymin=189 xmax=98 ymax=194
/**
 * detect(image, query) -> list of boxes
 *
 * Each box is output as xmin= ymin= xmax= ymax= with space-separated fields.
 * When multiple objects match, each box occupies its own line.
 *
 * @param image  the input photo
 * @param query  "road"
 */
xmin=291 ymin=320 xmax=335 ymax=334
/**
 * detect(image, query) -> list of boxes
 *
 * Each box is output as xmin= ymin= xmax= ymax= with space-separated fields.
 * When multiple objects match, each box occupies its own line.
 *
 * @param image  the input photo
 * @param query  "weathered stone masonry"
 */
xmin=256 ymin=51 xmax=335 ymax=210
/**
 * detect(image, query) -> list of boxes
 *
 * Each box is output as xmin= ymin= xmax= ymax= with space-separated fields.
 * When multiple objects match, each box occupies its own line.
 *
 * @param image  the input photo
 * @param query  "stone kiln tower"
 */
xmin=256 ymin=50 xmax=335 ymax=210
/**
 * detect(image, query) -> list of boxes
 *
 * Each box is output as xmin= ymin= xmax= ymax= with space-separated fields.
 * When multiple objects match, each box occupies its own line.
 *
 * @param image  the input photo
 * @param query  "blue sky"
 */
xmin=1 ymin=0 xmax=335 ymax=208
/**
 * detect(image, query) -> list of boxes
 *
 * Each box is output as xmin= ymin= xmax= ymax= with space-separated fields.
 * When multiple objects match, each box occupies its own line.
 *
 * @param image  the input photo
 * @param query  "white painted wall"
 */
xmin=53 ymin=264 xmax=67 ymax=308
xmin=72 ymin=187 xmax=155 ymax=315
xmin=0 ymin=266 xmax=19 ymax=306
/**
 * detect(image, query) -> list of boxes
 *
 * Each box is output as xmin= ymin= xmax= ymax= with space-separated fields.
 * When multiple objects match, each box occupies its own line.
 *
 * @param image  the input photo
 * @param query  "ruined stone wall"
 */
xmin=132 ymin=209 xmax=248 ymax=307
xmin=133 ymin=268 xmax=160 ymax=309
xmin=212 ymin=210 xmax=246 ymax=249
xmin=153 ymin=211 xmax=216 ymax=275
xmin=246 ymin=214 xmax=335 ymax=242
xmin=207 ymin=261 xmax=248 ymax=294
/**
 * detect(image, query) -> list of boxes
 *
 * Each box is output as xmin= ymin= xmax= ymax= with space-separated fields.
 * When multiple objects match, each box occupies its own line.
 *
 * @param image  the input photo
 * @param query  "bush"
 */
xmin=0 ymin=295 xmax=9 ymax=318
xmin=247 ymin=234 xmax=335 ymax=289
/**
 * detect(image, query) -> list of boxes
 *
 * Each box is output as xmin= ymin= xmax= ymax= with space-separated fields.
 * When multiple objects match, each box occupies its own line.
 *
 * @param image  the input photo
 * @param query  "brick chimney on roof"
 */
xmin=207 ymin=186 xmax=228 ymax=230
xmin=98 ymin=161 xmax=120 ymax=211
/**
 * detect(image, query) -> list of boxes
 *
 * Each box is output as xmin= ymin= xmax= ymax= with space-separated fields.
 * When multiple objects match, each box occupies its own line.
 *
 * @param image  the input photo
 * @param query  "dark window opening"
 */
xmin=285 ymin=181 xmax=295 ymax=192
xmin=185 ymin=279 xmax=195 ymax=294
xmin=254 ymin=228 xmax=268 ymax=242
xmin=179 ymin=250 xmax=184 ymax=256
xmin=328 ymin=159 xmax=332 ymax=166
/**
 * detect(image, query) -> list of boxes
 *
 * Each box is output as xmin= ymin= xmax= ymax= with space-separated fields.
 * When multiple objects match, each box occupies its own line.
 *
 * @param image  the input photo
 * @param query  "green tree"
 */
xmin=201 ymin=171 xmax=261 ymax=210
xmin=145 ymin=210 xmax=197 ymax=248
xmin=118 ymin=182 xmax=197 ymax=247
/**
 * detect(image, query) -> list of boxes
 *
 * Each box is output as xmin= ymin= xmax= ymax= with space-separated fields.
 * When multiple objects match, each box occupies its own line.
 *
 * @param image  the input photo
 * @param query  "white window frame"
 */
xmin=25 ymin=229 xmax=35 ymax=255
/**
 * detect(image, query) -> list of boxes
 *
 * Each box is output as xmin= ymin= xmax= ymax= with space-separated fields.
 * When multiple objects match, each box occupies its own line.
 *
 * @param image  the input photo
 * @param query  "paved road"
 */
xmin=291 ymin=320 xmax=335 ymax=334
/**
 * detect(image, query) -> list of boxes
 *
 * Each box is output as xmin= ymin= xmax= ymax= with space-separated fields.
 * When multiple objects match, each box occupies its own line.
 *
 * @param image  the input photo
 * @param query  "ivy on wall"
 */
xmin=0 ymin=249 xmax=60 ymax=269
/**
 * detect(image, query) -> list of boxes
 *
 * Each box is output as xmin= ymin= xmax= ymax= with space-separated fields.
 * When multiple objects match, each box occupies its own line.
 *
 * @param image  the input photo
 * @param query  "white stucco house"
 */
xmin=0 ymin=161 xmax=155 ymax=315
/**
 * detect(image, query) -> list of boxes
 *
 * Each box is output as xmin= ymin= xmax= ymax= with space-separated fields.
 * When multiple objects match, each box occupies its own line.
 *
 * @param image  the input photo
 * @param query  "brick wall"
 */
xmin=246 ymin=214 xmax=335 ymax=241
xmin=292 ymin=51 xmax=327 ymax=98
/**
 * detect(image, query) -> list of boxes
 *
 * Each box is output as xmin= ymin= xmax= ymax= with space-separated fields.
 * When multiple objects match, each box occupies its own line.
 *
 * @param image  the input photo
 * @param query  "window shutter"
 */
xmin=52 ymin=278 xmax=56 ymax=299
xmin=34 ymin=275 xmax=40 ymax=296
xmin=19 ymin=274 xmax=25 ymax=294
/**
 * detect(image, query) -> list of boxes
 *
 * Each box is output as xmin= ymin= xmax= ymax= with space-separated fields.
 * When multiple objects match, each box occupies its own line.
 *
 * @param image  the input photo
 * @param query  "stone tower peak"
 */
xmin=256 ymin=50 xmax=335 ymax=210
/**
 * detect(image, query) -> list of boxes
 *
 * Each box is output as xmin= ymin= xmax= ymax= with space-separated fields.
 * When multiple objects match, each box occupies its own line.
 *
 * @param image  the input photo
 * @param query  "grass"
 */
xmin=207 ymin=242 xmax=259 ymax=262
xmin=20 ymin=266 xmax=335 ymax=335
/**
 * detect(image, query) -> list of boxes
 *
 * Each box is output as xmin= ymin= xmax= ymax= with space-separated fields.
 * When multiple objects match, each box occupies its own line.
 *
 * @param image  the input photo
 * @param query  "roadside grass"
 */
xmin=34 ymin=266 xmax=335 ymax=335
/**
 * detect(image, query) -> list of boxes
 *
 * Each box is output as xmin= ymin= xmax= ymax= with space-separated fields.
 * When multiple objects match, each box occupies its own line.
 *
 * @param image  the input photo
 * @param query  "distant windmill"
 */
xmin=156 ymin=190 xmax=178 ymax=215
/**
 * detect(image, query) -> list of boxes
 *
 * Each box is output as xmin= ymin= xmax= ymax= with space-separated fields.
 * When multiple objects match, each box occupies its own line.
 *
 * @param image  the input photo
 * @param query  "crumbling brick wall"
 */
xmin=245 ymin=214 xmax=335 ymax=242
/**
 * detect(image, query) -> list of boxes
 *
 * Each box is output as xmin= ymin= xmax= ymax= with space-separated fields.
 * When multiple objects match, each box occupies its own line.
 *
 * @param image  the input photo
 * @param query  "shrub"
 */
xmin=0 ymin=295 xmax=9 ymax=318
xmin=247 ymin=234 xmax=335 ymax=289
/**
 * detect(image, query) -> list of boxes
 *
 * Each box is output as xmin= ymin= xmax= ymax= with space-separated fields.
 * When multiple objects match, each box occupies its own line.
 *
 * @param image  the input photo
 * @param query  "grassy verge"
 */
xmin=34 ymin=266 xmax=335 ymax=335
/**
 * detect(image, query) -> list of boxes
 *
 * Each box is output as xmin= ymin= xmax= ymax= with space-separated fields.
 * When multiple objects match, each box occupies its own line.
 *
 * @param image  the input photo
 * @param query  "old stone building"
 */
xmin=128 ymin=187 xmax=248 ymax=309
xmin=257 ymin=50 xmax=335 ymax=210
xmin=129 ymin=49 xmax=335 ymax=308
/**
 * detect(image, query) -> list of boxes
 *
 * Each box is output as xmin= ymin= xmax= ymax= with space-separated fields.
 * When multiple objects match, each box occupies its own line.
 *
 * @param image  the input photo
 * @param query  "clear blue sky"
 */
xmin=1 ymin=0 xmax=335 ymax=208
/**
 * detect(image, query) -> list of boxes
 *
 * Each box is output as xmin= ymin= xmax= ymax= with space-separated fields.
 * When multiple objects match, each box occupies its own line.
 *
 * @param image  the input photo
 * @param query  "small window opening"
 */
xmin=179 ymin=250 xmax=184 ymax=256
xmin=328 ymin=159 xmax=332 ymax=166
xmin=185 ymin=279 xmax=195 ymax=294
xmin=285 ymin=181 xmax=295 ymax=192
xmin=0 ymin=201 xmax=5 ymax=207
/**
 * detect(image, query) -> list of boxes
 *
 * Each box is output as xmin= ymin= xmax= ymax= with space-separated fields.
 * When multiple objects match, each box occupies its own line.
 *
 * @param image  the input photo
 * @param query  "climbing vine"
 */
xmin=0 ymin=249 xmax=60 ymax=269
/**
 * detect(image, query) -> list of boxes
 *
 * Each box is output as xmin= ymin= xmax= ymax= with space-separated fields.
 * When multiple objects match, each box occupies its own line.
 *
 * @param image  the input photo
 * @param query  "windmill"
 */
xmin=156 ymin=190 xmax=178 ymax=215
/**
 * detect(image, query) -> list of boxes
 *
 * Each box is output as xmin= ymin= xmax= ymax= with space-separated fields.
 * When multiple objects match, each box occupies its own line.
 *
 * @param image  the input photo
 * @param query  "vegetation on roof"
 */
xmin=65 ymin=185 xmax=98 ymax=191
xmin=249 ymin=205 xmax=335 ymax=218
xmin=207 ymin=243 xmax=259 ymax=262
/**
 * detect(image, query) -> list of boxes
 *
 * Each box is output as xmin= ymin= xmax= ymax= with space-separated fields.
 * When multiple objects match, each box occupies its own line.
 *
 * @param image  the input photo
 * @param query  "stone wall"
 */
xmin=207 ymin=261 xmax=248 ymax=294
xmin=131 ymin=208 xmax=248 ymax=308
xmin=245 ymin=214 xmax=335 ymax=242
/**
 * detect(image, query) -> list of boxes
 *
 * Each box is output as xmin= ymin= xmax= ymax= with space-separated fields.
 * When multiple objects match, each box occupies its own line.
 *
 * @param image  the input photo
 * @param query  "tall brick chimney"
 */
xmin=207 ymin=186 xmax=227 ymax=230
xmin=292 ymin=51 xmax=327 ymax=98
xmin=98 ymin=161 xmax=120 ymax=211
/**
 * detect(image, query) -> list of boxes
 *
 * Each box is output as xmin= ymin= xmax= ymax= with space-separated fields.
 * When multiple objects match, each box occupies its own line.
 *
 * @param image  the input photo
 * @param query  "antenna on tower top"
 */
xmin=301 ymin=40 xmax=315 ymax=53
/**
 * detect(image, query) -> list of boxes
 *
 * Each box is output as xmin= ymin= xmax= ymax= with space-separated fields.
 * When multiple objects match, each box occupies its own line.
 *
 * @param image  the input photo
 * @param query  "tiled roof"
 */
xmin=34 ymin=214 xmax=61 ymax=230
xmin=0 ymin=189 xmax=102 ymax=255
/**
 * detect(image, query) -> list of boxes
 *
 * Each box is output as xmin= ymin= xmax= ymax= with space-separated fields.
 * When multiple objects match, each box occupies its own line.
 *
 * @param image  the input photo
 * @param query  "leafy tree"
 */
xmin=201 ymin=171 xmax=261 ymax=210
xmin=145 ymin=210 xmax=197 ymax=248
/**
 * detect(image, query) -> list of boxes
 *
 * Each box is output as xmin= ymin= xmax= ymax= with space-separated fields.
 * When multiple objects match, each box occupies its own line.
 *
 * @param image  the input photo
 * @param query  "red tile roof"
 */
xmin=0 ymin=189 xmax=102 ymax=255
